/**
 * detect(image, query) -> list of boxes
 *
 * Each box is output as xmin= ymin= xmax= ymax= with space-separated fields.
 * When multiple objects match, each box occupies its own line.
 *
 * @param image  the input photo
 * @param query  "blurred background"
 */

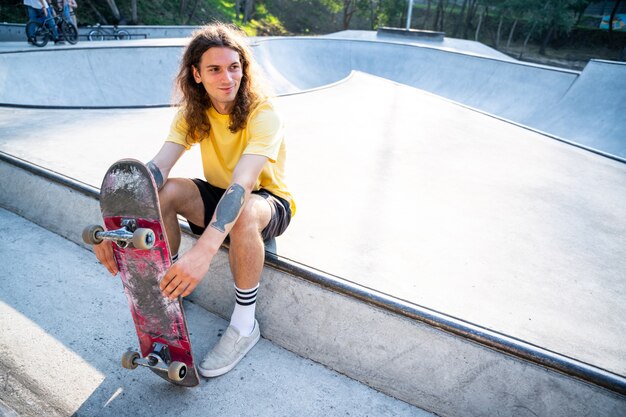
xmin=1 ymin=0 xmax=625 ymax=69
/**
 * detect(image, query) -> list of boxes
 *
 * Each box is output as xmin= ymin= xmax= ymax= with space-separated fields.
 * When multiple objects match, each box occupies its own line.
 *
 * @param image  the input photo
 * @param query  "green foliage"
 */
xmin=378 ymin=0 xmax=407 ymax=28
xmin=262 ymin=0 xmax=342 ymax=33
xmin=2 ymin=0 xmax=619 ymax=56
xmin=320 ymin=0 xmax=343 ymax=14
xmin=533 ymin=0 xmax=578 ymax=35
xmin=1 ymin=1 xmax=27 ymax=23
xmin=0 ymin=0 xmax=284 ymax=35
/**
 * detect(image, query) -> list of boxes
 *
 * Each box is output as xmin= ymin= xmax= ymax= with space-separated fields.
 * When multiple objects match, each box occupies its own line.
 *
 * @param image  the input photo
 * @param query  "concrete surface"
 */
xmin=2 ymin=35 xmax=624 ymax=158
xmin=1 ymin=71 xmax=624 ymax=379
xmin=0 ymin=207 xmax=432 ymax=417
xmin=2 ymin=157 xmax=625 ymax=417
xmin=276 ymin=73 xmax=626 ymax=377
xmin=1 ymin=31 xmax=625 ymax=415
xmin=529 ymin=59 xmax=626 ymax=157
xmin=0 ymin=44 xmax=185 ymax=107
xmin=321 ymin=29 xmax=515 ymax=60
xmin=253 ymin=37 xmax=577 ymax=120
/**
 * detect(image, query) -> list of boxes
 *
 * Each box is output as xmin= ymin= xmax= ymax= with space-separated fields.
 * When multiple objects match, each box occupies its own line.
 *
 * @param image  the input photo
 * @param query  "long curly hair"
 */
xmin=174 ymin=22 xmax=268 ymax=145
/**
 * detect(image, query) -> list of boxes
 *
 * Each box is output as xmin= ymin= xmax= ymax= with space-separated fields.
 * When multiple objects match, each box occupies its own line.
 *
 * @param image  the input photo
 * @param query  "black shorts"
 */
xmin=188 ymin=179 xmax=292 ymax=241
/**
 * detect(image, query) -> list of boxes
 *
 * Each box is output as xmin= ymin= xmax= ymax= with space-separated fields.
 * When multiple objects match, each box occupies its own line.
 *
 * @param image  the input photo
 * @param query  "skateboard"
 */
xmin=82 ymin=158 xmax=200 ymax=387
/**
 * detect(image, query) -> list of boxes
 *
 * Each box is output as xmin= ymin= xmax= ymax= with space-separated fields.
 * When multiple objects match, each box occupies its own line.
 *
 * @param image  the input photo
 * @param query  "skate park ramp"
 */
xmin=0 ymin=43 xmax=185 ymax=107
xmin=1 ymin=32 xmax=626 ymax=416
xmin=1 ymin=35 xmax=624 ymax=159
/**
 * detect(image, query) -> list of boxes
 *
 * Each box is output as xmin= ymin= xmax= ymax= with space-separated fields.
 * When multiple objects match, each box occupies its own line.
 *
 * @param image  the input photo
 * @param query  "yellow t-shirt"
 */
xmin=166 ymin=101 xmax=296 ymax=216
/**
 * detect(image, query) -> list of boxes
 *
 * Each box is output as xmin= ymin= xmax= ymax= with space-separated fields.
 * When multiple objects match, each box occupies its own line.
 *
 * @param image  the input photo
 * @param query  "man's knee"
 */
xmin=159 ymin=178 xmax=192 ymax=215
xmin=230 ymin=198 xmax=266 ymax=240
xmin=158 ymin=179 xmax=178 ymax=211
xmin=160 ymin=178 xmax=205 ymax=226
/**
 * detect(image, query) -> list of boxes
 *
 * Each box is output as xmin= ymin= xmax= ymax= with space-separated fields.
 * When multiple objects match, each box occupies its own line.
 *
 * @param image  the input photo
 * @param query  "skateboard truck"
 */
xmin=82 ymin=219 xmax=156 ymax=250
xmin=121 ymin=343 xmax=188 ymax=382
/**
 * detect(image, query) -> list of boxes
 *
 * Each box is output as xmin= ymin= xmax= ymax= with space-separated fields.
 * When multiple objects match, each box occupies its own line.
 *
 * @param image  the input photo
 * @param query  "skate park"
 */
xmin=0 ymin=27 xmax=625 ymax=416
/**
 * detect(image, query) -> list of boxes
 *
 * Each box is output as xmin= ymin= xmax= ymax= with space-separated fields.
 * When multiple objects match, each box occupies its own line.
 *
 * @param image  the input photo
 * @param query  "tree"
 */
xmin=463 ymin=0 xmax=480 ymax=39
xmin=321 ymin=0 xmax=358 ymax=29
xmin=570 ymin=0 xmax=592 ymax=24
xmin=504 ymin=0 xmax=528 ymax=49
xmin=243 ymin=0 xmax=255 ymax=23
xmin=537 ymin=0 xmax=577 ymax=55
xmin=104 ymin=0 xmax=122 ymax=23
xmin=474 ymin=3 xmax=487 ymax=41
xmin=356 ymin=0 xmax=380 ymax=30
xmin=491 ymin=0 xmax=511 ymax=49
xmin=179 ymin=0 xmax=201 ymax=24
xmin=84 ymin=0 xmax=109 ymax=24
xmin=342 ymin=0 xmax=358 ymax=29
xmin=131 ymin=0 xmax=137 ymax=24
xmin=517 ymin=0 xmax=545 ymax=58
xmin=432 ymin=0 xmax=445 ymax=32
xmin=452 ymin=0 xmax=480 ymax=39
xmin=84 ymin=0 xmax=124 ymax=24
xmin=422 ymin=0 xmax=432 ymax=29
xmin=376 ymin=0 xmax=406 ymax=28
xmin=452 ymin=0 xmax=468 ymax=37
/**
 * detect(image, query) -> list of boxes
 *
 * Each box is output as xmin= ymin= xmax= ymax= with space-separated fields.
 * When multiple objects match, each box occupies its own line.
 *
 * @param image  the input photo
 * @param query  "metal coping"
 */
xmin=1 ymin=149 xmax=624 ymax=397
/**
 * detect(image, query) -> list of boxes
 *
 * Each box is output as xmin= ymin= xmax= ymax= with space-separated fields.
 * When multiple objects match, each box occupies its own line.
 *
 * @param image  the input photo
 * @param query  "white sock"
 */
xmin=230 ymin=284 xmax=259 ymax=337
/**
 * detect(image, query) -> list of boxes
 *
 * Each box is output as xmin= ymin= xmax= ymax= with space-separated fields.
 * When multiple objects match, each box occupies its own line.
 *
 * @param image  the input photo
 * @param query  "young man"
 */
xmin=92 ymin=23 xmax=295 ymax=377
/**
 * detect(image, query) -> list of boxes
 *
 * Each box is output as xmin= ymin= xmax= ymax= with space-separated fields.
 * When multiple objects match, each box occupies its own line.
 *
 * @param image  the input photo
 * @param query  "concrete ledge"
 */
xmin=377 ymin=27 xmax=444 ymax=41
xmin=1 ymin=153 xmax=625 ymax=416
xmin=0 ymin=23 xmax=26 ymax=42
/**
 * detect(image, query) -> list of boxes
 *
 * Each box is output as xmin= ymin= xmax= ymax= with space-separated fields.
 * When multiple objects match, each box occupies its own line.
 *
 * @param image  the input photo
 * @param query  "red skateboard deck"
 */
xmin=83 ymin=158 xmax=199 ymax=387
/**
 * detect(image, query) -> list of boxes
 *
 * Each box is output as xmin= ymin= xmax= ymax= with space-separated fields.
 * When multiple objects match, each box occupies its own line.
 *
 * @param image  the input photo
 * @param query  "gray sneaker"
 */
xmin=199 ymin=320 xmax=260 ymax=377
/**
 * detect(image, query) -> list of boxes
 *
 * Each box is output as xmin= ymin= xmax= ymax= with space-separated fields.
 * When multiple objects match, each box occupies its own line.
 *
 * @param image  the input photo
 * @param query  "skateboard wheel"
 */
xmin=121 ymin=350 xmax=140 ymax=370
xmin=82 ymin=225 xmax=104 ymax=245
xmin=132 ymin=228 xmax=155 ymax=250
xmin=168 ymin=361 xmax=187 ymax=382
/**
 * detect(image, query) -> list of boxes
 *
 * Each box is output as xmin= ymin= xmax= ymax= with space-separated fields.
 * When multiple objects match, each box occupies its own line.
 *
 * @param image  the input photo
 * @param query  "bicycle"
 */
xmin=26 ymin=12 xmax=78 ymax=47
xmin=88 ymin=24 xmax=131 ymax=41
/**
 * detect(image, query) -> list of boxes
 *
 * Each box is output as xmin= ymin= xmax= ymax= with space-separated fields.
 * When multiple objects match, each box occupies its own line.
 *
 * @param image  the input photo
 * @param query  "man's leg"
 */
xmin=227 ymin=195 xmax=271 ymax=334
xmin=45 ymin=7 xmax=60 ymax=41
xmin=158 ymin=178 xmax=206 ymax=257
xmin=25 ymin=6 xmax=39 ymax=22
xmin=25 ymin=6 xmax=42 ymax=40
xmin=199 ymin=195 xmax=271 ymax=378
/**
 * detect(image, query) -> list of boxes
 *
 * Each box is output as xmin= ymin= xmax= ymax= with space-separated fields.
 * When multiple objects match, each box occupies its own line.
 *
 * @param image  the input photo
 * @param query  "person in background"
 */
xmin=24 ymin=0 xmax=62 ymax=44
xmin=56 ymin=0 xmax=77 ymax=27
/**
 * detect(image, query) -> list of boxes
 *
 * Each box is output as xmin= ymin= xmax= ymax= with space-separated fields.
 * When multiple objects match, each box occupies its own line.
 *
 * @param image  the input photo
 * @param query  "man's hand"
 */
xmin=160 ymin=246 xmax=213 ymax=300
xmin=93 ymin=241 xmax=118 ymax=276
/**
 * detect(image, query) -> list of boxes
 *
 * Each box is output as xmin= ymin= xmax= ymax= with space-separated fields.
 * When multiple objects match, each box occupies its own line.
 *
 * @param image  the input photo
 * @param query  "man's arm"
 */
xmin=147 ymin=142 xmax=186 ymax=189
xmin=39 ymin=0 xmax=49 ymax=15
xmin=159 ymin=154 xmax=268 ymax=299
xmin=93 ymin=142 xmax=186 ymax=275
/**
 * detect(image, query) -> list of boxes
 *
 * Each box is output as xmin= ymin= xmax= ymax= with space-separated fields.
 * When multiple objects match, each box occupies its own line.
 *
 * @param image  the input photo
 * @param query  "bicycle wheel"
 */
xmin=26 ymin=21 xmax=49 ymax=47
xmin=116 ymin=30 xmax=130 ymax=40
xmin=60 ymin=20 xmax=78 ymax=44
xmin=88 ymin=29 xmax=104 ymax=41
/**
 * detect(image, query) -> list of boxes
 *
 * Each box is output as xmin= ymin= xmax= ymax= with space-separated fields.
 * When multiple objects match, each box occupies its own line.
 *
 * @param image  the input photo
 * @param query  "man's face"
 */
xmin=192 ymin=47 xmax=243 ymax=114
